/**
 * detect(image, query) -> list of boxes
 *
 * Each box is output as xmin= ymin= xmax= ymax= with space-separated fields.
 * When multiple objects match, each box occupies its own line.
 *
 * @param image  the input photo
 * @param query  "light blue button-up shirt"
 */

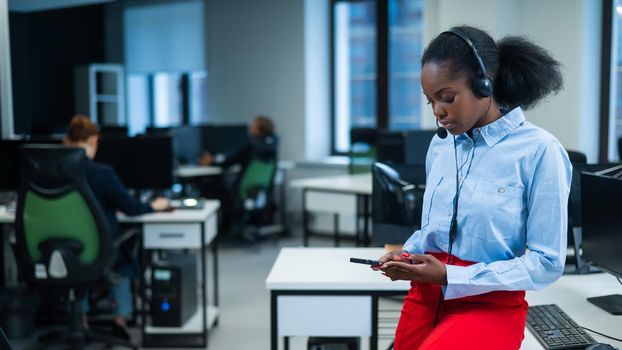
xmin=402 ymin=107 xmax=572 ymax=300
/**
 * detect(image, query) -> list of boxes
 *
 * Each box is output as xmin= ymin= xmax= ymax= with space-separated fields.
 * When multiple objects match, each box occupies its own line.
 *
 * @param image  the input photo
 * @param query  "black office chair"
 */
xmin=14 ymin=145 xmax=136 ymax=350
xmin=565 ymin=150 xmax=591 ymax=274
xmin=235 ymin=135 xmax=279 ymax=240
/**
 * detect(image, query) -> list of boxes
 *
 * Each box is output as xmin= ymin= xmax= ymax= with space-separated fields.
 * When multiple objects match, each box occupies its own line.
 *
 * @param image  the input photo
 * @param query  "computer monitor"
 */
xmin=100 ymin=125 xmax=129 ymax=137
xmin=404 ymin=130 xmax=435 ymax=166
xmin=146 ymin=126 xmax=203 ymax=165
xmin=580 ymin=170 xmax=622 ymax=314
xmin=375 ymin=129 xmax=435 ymax=166
xmin=0 ymin=138 xmax=62 ymax=191
xmin=202 ymin=124 xmax=249 ymax=155
xmin=371 ymin=162 xmax=426 ymax=246
xmin=376 ymin=131 xmax=405 ymax=164
xmin=95 ymin=136 xmax=174 ymax=190
xmin=0 ymin=140 xmax=26 ymax=191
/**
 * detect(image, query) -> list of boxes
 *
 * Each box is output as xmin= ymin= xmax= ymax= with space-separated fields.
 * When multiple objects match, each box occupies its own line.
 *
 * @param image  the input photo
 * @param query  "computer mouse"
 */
xmin=585 ymin=344 xmax=617 ymax=350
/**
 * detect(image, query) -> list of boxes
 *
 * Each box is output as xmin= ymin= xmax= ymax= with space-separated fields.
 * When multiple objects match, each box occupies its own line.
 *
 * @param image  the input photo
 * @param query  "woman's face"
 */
xmin=421 ymin=61 xmax=491 ymax=136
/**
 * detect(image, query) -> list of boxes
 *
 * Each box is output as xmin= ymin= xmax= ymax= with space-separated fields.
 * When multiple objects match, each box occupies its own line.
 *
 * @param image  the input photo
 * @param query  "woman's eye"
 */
xmin=441 ymin=96 xmax=455 ymax=103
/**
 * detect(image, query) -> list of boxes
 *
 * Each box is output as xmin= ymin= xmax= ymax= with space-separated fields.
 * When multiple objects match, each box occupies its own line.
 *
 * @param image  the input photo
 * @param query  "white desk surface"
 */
xmin=266 ymin=247 xmax=622 ymax=349
xmin=266 ymin=248 xmax=409 ymax=291
xmin=289 ymin=173 xmax=372 ymax=195
xmin=523 ymin=273 xmax=622 ymax=348
xmin=0 ymin=200 xmax=220 ymax=224
xmin=118 ymin=200 xmax=220 ymax=223
xmin=175 ymin=165 xmax=223 ymax=178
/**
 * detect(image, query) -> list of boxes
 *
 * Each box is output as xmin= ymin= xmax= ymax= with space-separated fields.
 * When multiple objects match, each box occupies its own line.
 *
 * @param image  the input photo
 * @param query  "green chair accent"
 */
xmin=235 ymin=135 xmax=279 ymax=239
xmin=239 ymin=158 xmax=276 ymax=204
xmin=24 ymin=190 xmax=99 ymax=264
xmin=14 ymin=144 xmax=136 ymax=350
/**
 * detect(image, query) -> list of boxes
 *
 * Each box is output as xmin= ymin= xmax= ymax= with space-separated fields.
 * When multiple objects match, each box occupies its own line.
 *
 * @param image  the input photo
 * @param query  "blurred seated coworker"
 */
xmin=63 ymin=115 xmax=170 ymax=340
xmin=199 ymin=115 xmax=276 ymax=167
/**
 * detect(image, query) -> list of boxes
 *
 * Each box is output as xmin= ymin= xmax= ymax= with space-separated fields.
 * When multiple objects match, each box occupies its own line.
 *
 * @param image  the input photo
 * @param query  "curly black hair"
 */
xmin=421 ymin=25 xmax=563 ymax=111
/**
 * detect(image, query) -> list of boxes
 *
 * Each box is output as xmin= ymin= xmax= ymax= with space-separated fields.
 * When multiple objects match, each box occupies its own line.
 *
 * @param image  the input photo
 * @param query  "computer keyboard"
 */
xmin=527 ymin=304 xmax=597 ymax=349
xmin=168 ymin=198 xmax=204 ymax=210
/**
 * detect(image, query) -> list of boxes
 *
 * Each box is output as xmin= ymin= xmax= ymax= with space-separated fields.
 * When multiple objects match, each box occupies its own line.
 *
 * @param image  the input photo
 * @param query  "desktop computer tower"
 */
xmin=150 ymin=253 xmax=198 ymax=327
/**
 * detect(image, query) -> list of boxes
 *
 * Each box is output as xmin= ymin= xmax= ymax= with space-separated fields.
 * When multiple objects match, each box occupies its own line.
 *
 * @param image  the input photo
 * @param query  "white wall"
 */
xmin=124 ymin=0 xmax=206 ymax=73
xmin=205 ymin=0 xmax=306 ymax=162
xmin=423 ymin=0 xmax=602 ymax=161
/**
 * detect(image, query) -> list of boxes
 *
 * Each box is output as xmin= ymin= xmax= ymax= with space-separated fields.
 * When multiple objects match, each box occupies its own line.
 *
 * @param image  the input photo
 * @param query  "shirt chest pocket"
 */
xmin=421 ymin=176 xmax=445 ymax=229
xmin=467 ymin=181 xmax=526 ymax=241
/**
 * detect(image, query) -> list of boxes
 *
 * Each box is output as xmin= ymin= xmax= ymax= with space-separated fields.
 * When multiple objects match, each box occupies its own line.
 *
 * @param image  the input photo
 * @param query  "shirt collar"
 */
xmin=458 ymin=106 xmax=525 ymax=147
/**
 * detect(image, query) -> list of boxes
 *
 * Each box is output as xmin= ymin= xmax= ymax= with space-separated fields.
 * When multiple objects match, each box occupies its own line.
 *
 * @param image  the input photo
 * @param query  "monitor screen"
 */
xmin=404 ymin=130 xmax=435 ymax=166
xmin=376 ymin=131 xmax=405 ymax=164
xmin=580 ymin=172 xmax=622 ymax=278
xmin=169 ymin=126 xmax=203 ymax=165
xmin=202 ymin=124 xmax=249 ymax=155
xmin=95 ymin=136 xmax=174 ymax=190
xmin=371 ymin=162 xmax=426 ymax=246
xmin=146 ymin=126 xmax=204 ymax=165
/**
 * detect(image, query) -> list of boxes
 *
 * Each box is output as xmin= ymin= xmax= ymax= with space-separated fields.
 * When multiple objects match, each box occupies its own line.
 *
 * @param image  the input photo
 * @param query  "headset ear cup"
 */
xmin=473 ymin=77 xmax=493 ymax=98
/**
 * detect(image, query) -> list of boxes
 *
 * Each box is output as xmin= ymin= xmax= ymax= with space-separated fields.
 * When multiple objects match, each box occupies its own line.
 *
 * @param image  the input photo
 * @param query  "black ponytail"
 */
xmin=422 ymin=26 xmax=563 ymax=111
xmin=494 ymin=36 xmax=563 ymax=110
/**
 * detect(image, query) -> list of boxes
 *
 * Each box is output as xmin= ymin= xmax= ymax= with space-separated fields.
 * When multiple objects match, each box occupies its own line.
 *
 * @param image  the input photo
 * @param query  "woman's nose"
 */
xmin=433 ymin=104 xmax=446 ymax=118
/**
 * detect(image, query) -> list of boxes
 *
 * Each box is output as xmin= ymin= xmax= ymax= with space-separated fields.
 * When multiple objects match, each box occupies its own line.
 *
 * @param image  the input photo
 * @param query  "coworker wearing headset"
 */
xmin=373 ymin=26 xmax=572 ymax=349
xmin=64 ymin=115 xmax=170 ymax=341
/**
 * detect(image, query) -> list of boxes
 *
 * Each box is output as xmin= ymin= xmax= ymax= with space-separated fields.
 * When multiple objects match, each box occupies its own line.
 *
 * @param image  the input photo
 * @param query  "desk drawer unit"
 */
xmin=277 ymin=295 xmax=372 ymax=336
xmin=143 ymin=215 xmax=217 ymax=250
xmin=143 ymin=223 xmax=202 ymax=249
xmin=305 ymin=192 xmax=357 ymax=215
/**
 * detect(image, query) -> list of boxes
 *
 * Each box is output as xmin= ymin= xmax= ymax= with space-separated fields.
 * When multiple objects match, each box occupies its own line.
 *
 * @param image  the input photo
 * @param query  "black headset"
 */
xmin=442 ymin=29 xmax=493 ymax=98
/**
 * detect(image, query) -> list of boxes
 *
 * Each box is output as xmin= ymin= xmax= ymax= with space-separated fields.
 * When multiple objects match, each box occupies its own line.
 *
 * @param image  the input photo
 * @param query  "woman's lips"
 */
xmin=441 ymin=122 xmax=455 ymax=130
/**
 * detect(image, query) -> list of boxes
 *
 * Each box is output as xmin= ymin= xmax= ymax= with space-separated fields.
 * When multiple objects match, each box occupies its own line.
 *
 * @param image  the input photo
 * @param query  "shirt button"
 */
xmin=498 ymin=187 xmax=506 ymax=193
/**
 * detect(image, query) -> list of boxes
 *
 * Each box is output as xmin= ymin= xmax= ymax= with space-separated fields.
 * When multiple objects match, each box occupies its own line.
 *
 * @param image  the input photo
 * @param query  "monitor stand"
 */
xmin=587 ymin=294 xmax=622 ymax=315
xmin=568 ymin=227 xmax=602 ymax=275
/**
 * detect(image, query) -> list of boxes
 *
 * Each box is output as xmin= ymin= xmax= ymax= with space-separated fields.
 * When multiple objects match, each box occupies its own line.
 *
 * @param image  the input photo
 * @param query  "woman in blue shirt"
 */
xmin=373 ymin=26 xmax=572 ymax=349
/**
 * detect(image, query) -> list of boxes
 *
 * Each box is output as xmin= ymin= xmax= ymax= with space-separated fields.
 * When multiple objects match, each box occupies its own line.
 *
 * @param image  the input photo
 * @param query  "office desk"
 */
xmin=266 ymin=248 xmax=622 ymax=350
xmin=289 ymin=174 xmax=372 ymax=247
xmin=0 ymin=201 xmax=221 ymax=348
xmin=266 ymin=247 xmax=409 ymax=350
xmin=524 ymin=273 xmax=622 ymax=349
xmin=119 ymin=200 xmax=220 ymax=348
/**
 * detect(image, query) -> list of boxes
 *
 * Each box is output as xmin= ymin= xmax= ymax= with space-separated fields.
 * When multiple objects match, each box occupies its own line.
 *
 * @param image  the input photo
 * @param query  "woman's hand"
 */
xmin=379 ymin=254 xmax=448 ymax=285
xmin=198 ymin=152 xmax=213 ymax=166
xmin=150 ymin=197 xmax=170 ymax=212
xmin=371 ymin=250 xmax=411 ymax=271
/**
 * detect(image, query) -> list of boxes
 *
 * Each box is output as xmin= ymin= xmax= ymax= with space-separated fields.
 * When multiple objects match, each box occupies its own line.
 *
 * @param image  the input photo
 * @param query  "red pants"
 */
xmin=393 ymin=252 xmax=528 ymax=350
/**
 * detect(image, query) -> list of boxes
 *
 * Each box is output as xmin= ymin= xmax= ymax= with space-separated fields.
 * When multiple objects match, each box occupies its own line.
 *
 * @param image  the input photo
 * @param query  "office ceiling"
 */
xmin=9 ymin=0 xmax=115 ymax=12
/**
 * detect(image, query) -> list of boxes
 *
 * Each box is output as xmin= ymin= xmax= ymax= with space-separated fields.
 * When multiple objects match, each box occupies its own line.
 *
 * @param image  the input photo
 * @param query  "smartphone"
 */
xmin=350 ymin=257 xmax=382 ymax=266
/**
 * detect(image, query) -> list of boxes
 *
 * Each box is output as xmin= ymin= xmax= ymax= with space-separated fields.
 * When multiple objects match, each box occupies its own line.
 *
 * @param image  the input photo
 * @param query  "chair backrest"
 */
xmin=238 ymin=135 xmax=278 ymax=204
xmin=14 ymin=145 xmax=112 ymax=287
xmin=371 ymin=162 xmax=426 ymax=246
xmin=349 ymin=128 xmax=377 ymax=174
xmin=565 ymin=149 xmax=587 ymax=228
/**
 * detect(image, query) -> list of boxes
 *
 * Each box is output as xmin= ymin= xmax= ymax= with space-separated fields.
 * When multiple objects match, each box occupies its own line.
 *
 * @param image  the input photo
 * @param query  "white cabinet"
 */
xmin=74 ymin=64 xmax=125 ymax=126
